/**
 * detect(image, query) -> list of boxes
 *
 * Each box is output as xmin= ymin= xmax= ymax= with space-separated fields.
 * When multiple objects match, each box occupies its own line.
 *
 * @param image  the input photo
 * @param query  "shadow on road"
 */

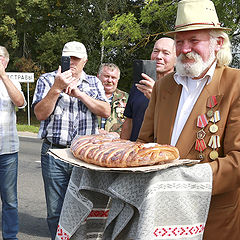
xmin=18 ymin=211 xmax=50 ymax=238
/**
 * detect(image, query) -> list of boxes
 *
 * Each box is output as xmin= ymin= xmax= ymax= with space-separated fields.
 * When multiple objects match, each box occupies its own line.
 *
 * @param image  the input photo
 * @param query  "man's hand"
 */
xmin=0 ymin=58 xmax=25 ymax=107
xmin=55 ymin=66 xmax=82 ymax=98
xmin=0 ymin=60 xmax=6 ymax=79
xmin=53 ymin=66 xmax=75 ymax=93
xmin=64 ymin=77 xmax=81 ymax=97
xmin=135 ymin=73 xmax=155 ymax=99
xmin=34 ymin=66 xmax=77 ymax=121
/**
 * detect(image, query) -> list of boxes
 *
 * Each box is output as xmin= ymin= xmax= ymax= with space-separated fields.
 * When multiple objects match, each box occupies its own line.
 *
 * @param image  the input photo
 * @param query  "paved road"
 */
xmin=0 ymin=133 xmax=51 ymax=240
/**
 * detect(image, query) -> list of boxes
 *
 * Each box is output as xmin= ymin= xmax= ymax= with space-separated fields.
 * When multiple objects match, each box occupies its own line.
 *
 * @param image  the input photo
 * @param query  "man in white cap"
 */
xmin=32 ymin=41 xmax=111 ymax=239
xmin=138 ymin=0 xmax=240 ymax=239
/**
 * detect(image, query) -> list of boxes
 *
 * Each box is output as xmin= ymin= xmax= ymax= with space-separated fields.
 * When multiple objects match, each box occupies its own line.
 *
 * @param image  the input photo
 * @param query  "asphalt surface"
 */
xmin=0 ymin=132 xmax=51 ymax=240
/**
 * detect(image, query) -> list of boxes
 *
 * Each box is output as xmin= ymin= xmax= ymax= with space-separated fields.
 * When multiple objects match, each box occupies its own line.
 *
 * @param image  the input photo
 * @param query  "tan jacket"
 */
xmin=138 ymin=66 xmax=240 ymax=240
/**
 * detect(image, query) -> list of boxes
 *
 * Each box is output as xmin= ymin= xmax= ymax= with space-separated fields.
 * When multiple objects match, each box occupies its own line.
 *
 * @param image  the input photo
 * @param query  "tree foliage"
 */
xmin=101 ymin=13 xmax=142 ymax=48
xmin=0 ymin=0 xmax=239 ymax=98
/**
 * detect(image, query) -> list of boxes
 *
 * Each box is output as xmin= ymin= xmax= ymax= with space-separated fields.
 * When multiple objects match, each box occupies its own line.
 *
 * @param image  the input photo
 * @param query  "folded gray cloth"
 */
xmin=55 ymin=163 xmax=212 ymax=240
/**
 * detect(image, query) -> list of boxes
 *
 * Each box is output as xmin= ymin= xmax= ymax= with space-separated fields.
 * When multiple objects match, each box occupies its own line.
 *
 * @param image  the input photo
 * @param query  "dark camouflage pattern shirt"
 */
xmin=98 ymin=88 xmax=128 ymax=133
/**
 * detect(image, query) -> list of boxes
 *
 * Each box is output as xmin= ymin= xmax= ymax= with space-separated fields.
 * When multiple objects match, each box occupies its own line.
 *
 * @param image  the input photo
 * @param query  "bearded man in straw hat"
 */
xmin=138 ymin=0 xmax=240 ymax=239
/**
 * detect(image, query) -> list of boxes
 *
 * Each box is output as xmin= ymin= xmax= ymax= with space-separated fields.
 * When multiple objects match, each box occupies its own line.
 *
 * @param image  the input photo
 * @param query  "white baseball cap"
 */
xmin=62 ymin=41 xmax=88 ymax=59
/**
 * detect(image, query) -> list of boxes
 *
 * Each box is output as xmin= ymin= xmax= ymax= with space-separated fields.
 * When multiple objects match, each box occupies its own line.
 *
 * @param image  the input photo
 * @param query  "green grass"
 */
xmin=17 ymin=124 xmax=39 ymax=133
xmin=17 ymin=109 xmax=40 ymax=133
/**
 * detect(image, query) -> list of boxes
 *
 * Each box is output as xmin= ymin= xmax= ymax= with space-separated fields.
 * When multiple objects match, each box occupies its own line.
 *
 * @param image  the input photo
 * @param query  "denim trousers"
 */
xmin=0 ymin=152 xmax=19 ymax=240
xmin=41 ymin=142 xmax=73 ymax=240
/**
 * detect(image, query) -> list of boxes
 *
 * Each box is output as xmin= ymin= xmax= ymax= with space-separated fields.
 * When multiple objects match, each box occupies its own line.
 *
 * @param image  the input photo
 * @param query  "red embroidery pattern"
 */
xmin=56 ymin=225 xmax=70 ymax=240
xmin=153 ymin=224 xmax=205 ymax=238
xmin=87 ymin=209 xmax=109 ymax=219
xmin=56 ymin=210 xmax=109 ymax=239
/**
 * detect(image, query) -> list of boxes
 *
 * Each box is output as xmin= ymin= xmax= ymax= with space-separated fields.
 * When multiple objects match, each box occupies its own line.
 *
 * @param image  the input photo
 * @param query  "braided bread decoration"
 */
xmin=70 ymin=132 xmax=179 ymax=168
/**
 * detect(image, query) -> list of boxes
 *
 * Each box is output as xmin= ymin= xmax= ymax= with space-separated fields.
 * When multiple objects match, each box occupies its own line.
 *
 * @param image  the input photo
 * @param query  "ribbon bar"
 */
xmin=208 ymin=135 xmax=220 ymax=149
xmin=195 ymin=139 xmax=207 ymax=152
xmin=197 ymin=114 xmax=208 ymax=128
xmin=207 ymin=96 xmax=218 ymax=108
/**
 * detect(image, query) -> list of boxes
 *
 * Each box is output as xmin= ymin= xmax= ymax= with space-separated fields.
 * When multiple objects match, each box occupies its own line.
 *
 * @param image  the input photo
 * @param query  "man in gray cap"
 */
xmin=138 ymin=0 xmax=240 ymax=239
xmin=32 ymin=41 xmax=110 ymax=239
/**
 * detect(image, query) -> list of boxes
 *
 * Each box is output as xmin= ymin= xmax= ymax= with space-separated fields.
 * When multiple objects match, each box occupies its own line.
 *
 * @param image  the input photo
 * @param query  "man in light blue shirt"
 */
xmin=0 ymin=46 xmax=26 ymax=240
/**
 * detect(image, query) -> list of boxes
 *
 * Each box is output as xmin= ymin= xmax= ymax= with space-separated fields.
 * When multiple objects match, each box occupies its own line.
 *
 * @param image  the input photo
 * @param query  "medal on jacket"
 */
xmin=195 ymin=139 xmax=207 ymax=160
xmin=206 ymin=96 xmax=217 ymax=118
xmin=208 ymin=135 xmax=220 ymax=160
xmin=209 ymin=110 xmax=220 ymax=133
xmin=195 ymin=114 xmax=208 ymax=160
xmin=197 ymin=114 xmax=208 ymax=129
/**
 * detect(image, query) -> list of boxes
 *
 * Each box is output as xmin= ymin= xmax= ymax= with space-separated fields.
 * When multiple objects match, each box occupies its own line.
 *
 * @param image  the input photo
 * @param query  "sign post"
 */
xmin=6 ymin=72 xmax=34 ymax=126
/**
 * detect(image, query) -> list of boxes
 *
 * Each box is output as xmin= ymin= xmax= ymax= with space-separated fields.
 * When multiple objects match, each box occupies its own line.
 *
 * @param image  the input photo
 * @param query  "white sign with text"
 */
xmin=6 ymin=72 xmax=34 ymax=83
xmin=6 ymin=72 xmax=34 ymax=125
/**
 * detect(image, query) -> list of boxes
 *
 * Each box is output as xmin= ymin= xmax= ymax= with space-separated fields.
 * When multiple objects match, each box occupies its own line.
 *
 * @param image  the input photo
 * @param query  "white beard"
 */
xmin=176 ymin=40 xmax=216 ymax=78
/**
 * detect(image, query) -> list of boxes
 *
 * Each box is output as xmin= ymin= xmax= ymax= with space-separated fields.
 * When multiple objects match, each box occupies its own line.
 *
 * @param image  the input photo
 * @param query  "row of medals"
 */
xmin=195 ymin=96 xmax=220 ymax=161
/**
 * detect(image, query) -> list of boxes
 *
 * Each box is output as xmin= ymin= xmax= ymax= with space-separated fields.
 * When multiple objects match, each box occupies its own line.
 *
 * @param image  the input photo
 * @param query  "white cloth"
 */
xmin=171 ymin=62 xmax=216 ymax=146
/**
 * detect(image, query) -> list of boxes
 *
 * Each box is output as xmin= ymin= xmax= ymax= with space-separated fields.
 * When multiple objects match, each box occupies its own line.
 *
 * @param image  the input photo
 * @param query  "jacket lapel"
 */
xmin=156 ymin=75 xmax=182 ymax=144
xmin=175 ymin=67 xmax=224 ymax=158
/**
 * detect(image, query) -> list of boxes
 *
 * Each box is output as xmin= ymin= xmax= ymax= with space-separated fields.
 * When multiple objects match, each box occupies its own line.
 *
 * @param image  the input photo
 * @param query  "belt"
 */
xmin=43 ymin=139 xmax=70 ymax=148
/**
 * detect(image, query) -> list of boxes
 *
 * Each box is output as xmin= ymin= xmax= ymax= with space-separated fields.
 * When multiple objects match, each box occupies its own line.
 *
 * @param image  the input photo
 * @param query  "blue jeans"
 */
xmin=0 ymin=152 xmax=18 ymax=240
xmin=41 ymin=142 xmax=73 ymax=240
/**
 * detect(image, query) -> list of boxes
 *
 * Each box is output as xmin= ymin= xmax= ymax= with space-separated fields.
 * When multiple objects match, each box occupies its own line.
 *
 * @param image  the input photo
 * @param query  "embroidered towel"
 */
xmin=56 ymin=162 xmax=212 ymax=240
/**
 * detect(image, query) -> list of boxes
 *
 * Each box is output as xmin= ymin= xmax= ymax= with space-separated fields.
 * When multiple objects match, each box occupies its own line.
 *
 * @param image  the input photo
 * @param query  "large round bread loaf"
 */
xmin=70 ymin=132 xmax=179 ymax=168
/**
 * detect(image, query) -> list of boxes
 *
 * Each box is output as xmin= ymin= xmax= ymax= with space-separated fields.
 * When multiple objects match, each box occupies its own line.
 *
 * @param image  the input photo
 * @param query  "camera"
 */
xmin=61 ymin=56 xmax=70 ymax=73
xmin=133 ymin=60 xmax=156 ymax=84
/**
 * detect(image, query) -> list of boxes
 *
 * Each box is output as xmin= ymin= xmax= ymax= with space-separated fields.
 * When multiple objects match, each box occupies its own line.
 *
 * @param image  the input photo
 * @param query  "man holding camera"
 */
xmin=32 ymin=41 xmax=110 ymax=239
xmin=121 ymin=37 xmax=176 ymax=141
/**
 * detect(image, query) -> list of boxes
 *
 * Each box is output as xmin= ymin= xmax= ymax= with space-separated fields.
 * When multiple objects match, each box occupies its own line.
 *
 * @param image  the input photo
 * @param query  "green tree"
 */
xmin=100 ymin=0 xmax=240 ymax=87
xmin=0 ymin=0 xmax=239 ymax=101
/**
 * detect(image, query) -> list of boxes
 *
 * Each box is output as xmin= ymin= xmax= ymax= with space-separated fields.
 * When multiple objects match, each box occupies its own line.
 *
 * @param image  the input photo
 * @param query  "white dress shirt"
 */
xmin=171 ymin=62 xmax=217 ymax=146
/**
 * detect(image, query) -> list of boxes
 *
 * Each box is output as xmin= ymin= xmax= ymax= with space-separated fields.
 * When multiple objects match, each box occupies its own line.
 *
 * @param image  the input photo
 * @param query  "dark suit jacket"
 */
xmin=138 ymin=66 xmax=240 ymax=240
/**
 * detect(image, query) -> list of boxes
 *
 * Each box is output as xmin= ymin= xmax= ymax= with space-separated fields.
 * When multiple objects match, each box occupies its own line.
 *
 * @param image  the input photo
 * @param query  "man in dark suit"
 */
xmin=120 ymin=37 xmax=176 ymax=141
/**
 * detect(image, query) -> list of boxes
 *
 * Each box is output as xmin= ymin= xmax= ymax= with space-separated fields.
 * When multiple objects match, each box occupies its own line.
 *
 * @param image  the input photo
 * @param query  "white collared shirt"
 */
xmin=170 ymin=62 xmax=216 ymax=146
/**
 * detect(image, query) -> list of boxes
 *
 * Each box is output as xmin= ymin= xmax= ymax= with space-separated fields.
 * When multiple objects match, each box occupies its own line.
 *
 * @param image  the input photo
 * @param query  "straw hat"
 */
xmin=165 ymin=0 xmax=231 ymax=36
